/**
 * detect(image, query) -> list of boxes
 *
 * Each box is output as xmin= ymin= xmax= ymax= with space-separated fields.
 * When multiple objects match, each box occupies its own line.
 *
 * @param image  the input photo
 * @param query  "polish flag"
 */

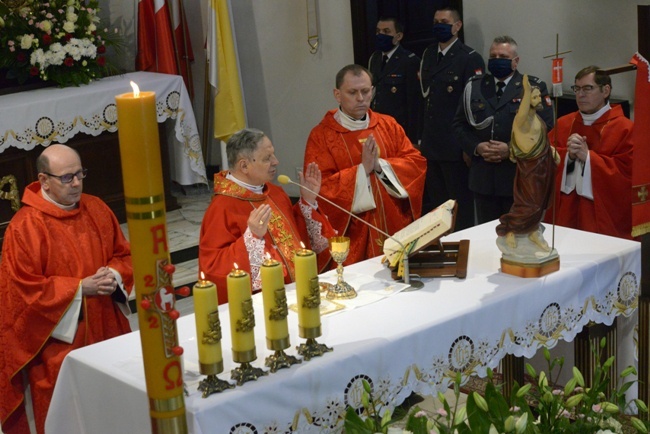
xmin=631 ymin=52 xmax=650 ymax=237
xmin=136 ymin=0 xmax=177 ymax=75
xmin=168 ymin=0 xmax=195 ymax=97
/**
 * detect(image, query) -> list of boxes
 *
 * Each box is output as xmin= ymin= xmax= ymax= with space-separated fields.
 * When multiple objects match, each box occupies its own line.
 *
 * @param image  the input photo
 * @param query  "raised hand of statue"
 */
xmin=248 ymin=203 xmax=272 ymax=239
xmin=298 ymin=162 xmax=321 ymax=205
xmin=361 ymin=134 xmax=381 ymax=175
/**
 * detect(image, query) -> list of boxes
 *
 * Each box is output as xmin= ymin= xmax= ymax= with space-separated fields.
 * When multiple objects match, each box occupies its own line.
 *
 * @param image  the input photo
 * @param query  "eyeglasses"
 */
xmin=571 ymin=85 xmax=602 ymax=95
xmin=43 ymin=168 xmax=88 ymax=184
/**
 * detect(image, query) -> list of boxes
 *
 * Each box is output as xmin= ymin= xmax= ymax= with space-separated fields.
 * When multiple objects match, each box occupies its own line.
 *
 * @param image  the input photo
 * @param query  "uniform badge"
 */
xmin=515 ymin=81 xmax=521 ymax=86
xmin=447 ymin=86 xmax=453 ymax=93
xmin=454 ymin=76 xmax=459 ymax=81
xmin=545 ymin=96 xmax=552 ymax=107
xmin=475 ymin=68 xmax=483 ymax=75
xmin=477 ymin=102 xmax=485 ymax=109
xmin=391 ymin=86 xmax=397 ymax=93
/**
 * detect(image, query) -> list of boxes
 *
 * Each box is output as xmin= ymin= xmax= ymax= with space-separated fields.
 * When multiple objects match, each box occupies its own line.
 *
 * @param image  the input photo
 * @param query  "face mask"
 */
xmin=375 ymin=33 xmax=395 ymax=52
xmin=432 ymin=23 xmax=453 ymax=43
xmin=488 ymin=58 xmax=513 ymax=79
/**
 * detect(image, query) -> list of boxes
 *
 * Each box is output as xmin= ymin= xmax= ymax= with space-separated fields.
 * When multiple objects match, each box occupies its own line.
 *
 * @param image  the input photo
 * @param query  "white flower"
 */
xmin=40 ymin=20 xmax=52 ymax=32
xmin=88 ymin=23 xmax=96 ymax=32
xmin=63 ymin=21 xmax=75 ymax=33
xmin=20 ymin=34 xmax=34 ymax=50
xmin=66 ymin=12 xmax=78 ymax=23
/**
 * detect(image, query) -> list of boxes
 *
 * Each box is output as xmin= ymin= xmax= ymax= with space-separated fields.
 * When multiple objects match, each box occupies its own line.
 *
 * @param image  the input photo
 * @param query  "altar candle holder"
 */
xmin=193 ymin=276 xmax=234 ymax=397
xmin=294 ymin=245 xmax=332 ymax=361
xmin=261 ymin=255 xmax=301 ymax=372
xmin=227 ymin=266 xmax=267 ymax=385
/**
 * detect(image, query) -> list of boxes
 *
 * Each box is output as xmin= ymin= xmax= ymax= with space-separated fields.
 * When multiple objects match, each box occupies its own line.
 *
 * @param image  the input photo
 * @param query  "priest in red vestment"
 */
xmin=0 ymin=145 xmax=133 ymax=434
xmin=544 ymin=66 xmax=633 ymax=239
xmin=304 ymin=64 xmax=426 ymax=264
xmin=199 ymin=128 xmax=336 ymax=304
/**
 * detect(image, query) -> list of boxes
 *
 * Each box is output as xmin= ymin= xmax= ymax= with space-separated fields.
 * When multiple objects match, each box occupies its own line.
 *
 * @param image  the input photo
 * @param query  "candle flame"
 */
xmin=200 ymin=271 xmax=205 ymax=280
xmin=233 ymin=262 xmax=239 ymax=270
xmin=130 ymin=80 xmax=140 ymax=98
xmin=265 ymin=252 xmax=271 ymax=260
xmin=300 ymin=241 xmax=306 ymax=249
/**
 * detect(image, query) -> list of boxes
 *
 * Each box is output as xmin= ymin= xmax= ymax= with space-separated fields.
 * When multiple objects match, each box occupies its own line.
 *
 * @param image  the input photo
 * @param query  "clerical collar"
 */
xmin=334 ymin=108 xmax=369 ymax=131
xmin=226 ymin=172 xmax=264 ymax=194
xmin=40 ymin=187 xmax=78 ymax=211
xmin=580 ymin=102 xmax=611 ymax=126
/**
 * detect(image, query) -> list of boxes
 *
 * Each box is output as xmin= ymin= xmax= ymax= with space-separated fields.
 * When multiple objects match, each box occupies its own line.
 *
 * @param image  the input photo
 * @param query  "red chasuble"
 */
xmin=305 ymin=109 xmax=426 ymax=264
xmin=0 ymin=182 xmax=133 ymax=434
xmin=545 ymin=105 xmax=633 ymax=239
xmin=198 ymin=172 xmax=335 ymax=304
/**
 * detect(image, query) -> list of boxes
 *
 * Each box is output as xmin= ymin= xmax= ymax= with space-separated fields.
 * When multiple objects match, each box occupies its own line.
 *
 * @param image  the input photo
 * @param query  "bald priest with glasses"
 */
xmin=0 ymin=144 xmax=133 ymax=434
xmin=544 ymin=66 xmax=633 ymax=240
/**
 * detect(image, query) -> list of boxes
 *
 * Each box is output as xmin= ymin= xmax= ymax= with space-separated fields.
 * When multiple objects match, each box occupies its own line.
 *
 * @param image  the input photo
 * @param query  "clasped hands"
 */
xmin=476 ymin=140 xmax=509 ymax=163
xmin=247 ymin=162 xmax=322 ymax=239
xmin=361 ymin=134 xmax=382 ymax=175
xmin=566 ymin=133 xmax=588 ymax=163
xmin=82 ymin=266 xmax=117 ymax=296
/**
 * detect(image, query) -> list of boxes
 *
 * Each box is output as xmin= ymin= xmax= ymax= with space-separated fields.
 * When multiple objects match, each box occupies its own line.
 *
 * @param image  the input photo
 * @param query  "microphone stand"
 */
xmin=280 ymin=176 xmax=424 ymax=291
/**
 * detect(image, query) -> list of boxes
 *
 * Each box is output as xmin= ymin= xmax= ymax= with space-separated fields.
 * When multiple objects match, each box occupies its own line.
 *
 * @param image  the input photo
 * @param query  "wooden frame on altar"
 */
xmin=389 ymin=201 xmax=470 ymax=280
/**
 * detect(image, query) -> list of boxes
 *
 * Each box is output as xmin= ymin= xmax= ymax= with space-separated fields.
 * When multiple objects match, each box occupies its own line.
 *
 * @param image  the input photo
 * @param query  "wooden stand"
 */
xmin=390 ymin=239 xmax=470 ymax=280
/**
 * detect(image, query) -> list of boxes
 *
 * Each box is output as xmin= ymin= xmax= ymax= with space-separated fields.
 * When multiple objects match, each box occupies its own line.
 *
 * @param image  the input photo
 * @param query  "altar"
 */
xmin=0 ymin=71 xmax=207 ymax=246
xmin=46 ymin=222 xmax=640 ymax=433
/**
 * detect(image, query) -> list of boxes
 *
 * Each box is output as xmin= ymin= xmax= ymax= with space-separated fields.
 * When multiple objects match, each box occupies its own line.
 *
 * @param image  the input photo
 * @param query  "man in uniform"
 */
xmin=419 ymin=7 xmax=484 ymax=228
xmin=368 ymin=17 xmax=421 ymax=143
xmin=453 ymin=35 xmax=554 ymax=224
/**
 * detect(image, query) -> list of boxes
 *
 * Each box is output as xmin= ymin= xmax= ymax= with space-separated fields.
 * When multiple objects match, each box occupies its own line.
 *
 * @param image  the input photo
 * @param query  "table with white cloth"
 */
xmin=0 ymin=71 xmax=206 ymax=185
xmin=46 ymin=222 xmax=640 ymax=434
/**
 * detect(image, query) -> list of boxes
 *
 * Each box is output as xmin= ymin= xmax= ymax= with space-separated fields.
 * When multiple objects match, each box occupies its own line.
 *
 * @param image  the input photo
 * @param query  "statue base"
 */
xmin=501 ymin=255 xmax=560 ymax=278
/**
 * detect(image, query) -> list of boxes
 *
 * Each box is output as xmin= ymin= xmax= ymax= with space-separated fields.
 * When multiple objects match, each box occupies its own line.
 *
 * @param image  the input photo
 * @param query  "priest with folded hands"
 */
xmin=199 ymin=128 xmax=336 ymax=304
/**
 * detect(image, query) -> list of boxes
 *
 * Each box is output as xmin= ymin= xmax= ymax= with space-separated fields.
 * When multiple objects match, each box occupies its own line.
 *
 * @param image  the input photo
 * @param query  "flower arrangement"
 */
xmin=345 ymin=338 xmax=650 ymax=434
xmin=0 ymin=0 xmax=121 ymax=87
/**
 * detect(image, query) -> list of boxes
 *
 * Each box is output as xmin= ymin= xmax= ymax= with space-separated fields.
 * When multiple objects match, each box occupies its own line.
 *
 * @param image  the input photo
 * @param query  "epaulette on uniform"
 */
xmin=468 ymin=74 xmax=483 ymax=82
xmin=408 ymin=53 xmax=416 ymax=58
xmin=460 ymin=44 xmax=476 ymax=54
xmin=529 ymin=75 xmax=542 ymax=83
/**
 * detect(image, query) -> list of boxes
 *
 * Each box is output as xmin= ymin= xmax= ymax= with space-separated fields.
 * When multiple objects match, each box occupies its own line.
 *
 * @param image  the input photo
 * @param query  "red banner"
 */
xmin=552 ymin=58 xmax=564 ymax=84
xmin=631 ymin=53 xmax=650 ymax=237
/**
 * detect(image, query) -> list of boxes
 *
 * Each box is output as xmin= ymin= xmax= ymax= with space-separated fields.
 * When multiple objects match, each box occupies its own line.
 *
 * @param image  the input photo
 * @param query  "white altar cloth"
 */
xmin=0 ymin=71 xmax=206 ymax=185
xmin=46 ymin=222 xmax=640 ymax=433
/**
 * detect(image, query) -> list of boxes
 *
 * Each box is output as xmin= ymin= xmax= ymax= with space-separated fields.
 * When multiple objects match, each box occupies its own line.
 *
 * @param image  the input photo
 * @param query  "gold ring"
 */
xmin=259 ymin=220 xmax=264 ymax=225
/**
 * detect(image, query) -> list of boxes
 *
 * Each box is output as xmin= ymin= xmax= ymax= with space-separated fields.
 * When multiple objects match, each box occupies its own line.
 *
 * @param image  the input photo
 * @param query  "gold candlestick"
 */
xmin=193 ymin=275 xmax=234 ymax=397
xmin=261 ymin=255 xmax=301 ymax=372
xmin=227 ymin=265 xmax=267 ymax=385
xmin=294 ymin=245 xmax=332 ymax=360
xmin=326 ymin=236 xmax=356 ymax=299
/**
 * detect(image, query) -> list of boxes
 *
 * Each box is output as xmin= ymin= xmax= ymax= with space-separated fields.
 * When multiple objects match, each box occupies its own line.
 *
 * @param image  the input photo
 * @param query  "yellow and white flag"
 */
xmin=207 ymin=0 xmax=246 ymax=141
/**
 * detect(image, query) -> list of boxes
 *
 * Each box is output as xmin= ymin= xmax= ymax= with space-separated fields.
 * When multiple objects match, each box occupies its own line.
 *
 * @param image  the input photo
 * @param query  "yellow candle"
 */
xmin=115 ymin=82 xmax=186 ymax=430
xmin=227 ymin=265 xmax=256 ymax=362
xmin=294 ymin=246 xmax=321 ymax=336
xmin=193 ymin=274 xmax=223 ymax=375
xmin=261 ymin=255 xmax=289 ymax=348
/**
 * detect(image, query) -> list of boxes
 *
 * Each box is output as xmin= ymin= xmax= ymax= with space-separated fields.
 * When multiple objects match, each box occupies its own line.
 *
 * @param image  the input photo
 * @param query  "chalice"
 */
xmin=326 ymin=236 xmax=357 ymax=299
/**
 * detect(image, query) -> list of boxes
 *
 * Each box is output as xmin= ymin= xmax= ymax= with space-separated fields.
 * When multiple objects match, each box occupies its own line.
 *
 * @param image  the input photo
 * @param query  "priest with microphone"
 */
xmin=305 ymin=64 xmax=426 ymax=265
xmin=199 ymin=128 xmax=336 ymax=304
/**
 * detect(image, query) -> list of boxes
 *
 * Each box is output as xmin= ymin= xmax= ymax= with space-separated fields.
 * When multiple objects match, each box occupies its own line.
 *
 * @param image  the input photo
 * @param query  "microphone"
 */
xmin=278 ymin=174 xmax=423 ymax=290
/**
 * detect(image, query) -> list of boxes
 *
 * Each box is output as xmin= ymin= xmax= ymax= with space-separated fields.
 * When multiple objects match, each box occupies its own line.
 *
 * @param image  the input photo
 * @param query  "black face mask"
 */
xmin=432 ymin=23 xmax=453 ymax=43
xmin=375 ymin=33 xmax=394 ymax=52
xmin=488 ymin=58 xmax=513 ymax=79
